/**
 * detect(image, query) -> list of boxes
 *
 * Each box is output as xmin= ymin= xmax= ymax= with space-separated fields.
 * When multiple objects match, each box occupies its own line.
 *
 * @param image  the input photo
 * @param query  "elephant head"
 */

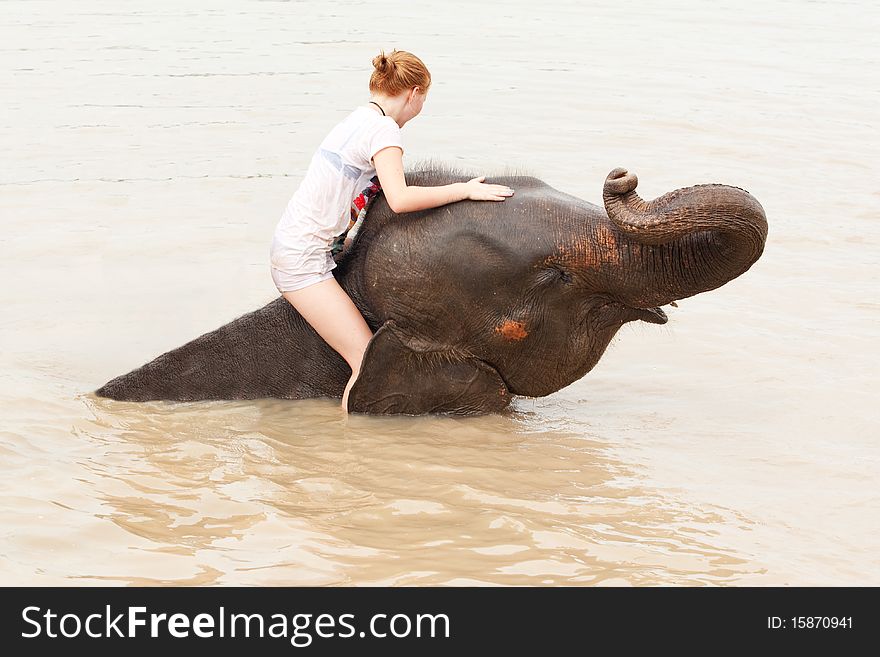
xmin=95 ymin=165 xmax=767 ymax=416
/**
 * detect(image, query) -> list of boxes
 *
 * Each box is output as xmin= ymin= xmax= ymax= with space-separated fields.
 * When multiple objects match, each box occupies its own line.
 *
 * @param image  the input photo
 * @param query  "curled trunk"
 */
xmin=602 ymin=167 xmax=768 ymax=307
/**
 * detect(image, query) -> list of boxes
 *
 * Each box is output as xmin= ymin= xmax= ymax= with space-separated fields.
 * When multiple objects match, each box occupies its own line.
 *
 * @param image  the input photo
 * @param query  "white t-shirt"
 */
xmin=270 ymin=105 xmax=404 ymax=273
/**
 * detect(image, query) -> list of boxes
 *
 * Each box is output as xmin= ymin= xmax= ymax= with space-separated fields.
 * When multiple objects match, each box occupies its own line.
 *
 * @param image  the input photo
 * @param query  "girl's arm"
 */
xmin=372 ymin=146 xmax=514 ymax=214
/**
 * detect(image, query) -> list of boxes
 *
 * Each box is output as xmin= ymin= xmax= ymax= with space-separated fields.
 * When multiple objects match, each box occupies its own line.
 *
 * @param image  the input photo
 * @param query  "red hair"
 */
xmin=369 ymin=49 xmax=431 ymax=96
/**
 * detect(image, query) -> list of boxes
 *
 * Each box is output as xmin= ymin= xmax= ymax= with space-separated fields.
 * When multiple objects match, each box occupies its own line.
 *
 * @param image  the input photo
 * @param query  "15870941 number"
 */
xmin=793 ymin=616 xmax=852 ymax=629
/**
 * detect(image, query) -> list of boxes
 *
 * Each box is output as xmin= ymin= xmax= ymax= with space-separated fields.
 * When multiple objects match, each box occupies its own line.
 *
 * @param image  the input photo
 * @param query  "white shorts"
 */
xmin=270 ymin=251 xmax=336 ymax=293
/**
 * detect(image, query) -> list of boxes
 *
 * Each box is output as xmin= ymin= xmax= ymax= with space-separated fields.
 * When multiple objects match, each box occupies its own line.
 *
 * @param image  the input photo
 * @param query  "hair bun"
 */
xmin=372 ymin=51 xmax=392 ymax=74
xmin=368 ymin=49 xmax=430 ymax=96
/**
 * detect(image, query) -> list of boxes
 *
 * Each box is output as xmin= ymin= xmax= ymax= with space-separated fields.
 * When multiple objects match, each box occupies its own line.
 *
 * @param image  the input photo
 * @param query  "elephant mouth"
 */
xmin=634 ymin=306 xmax=668 ymax=324
xmin=593 ymin=296 xmax=669 ymax=326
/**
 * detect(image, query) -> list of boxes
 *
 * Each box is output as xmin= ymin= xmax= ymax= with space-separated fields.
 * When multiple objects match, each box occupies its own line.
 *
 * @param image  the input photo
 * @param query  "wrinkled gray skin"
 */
xmin=95 ymin=165 xmax=768 ymax=415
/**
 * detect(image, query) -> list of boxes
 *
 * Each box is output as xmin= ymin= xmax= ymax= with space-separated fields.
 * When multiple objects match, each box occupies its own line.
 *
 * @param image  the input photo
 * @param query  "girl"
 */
xmin=269 ymin=49 xmax=515 ymax=412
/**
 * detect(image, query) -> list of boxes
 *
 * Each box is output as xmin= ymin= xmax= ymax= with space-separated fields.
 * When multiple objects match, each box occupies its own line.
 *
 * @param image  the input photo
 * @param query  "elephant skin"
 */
xmin=95 ymin=165 xmax=768 ymax=415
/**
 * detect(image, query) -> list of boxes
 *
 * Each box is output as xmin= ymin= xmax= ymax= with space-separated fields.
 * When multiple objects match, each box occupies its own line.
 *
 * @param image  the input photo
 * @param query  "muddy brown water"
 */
xmin=1 ymin=0 xmax=877 ymax=585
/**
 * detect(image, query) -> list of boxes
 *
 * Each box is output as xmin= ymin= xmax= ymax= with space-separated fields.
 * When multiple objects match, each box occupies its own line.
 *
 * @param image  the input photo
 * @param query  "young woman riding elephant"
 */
xmin=268 ymin=49 xmax=515 ymax=411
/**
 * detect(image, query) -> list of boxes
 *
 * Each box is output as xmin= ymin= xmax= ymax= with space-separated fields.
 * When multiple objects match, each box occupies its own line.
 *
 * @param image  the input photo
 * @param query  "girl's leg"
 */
xmin=281 ymin=277 xmax=373 ymax=411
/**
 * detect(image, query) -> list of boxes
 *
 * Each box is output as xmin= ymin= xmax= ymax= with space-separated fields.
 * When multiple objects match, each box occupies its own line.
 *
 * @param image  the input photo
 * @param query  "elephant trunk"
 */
xmin=602 ymin=167 xmax=768 ymax=307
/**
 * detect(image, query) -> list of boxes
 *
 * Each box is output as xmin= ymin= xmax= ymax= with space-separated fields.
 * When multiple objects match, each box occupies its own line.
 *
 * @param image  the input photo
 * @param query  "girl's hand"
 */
xmin=465 ymin=176 xmax=515 ymax=201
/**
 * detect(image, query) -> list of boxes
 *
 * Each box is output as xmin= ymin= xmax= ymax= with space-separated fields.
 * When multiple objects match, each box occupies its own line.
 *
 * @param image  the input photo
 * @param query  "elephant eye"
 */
xmin=558 ymin=270 xmax=572 ymax=284
xmin=540 ymin=266 xmax=572 ymax=286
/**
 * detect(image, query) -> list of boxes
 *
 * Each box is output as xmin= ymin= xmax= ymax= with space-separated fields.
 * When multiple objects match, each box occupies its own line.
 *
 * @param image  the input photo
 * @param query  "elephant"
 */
xmin=95 ymin=164 xmax=768 ymax=415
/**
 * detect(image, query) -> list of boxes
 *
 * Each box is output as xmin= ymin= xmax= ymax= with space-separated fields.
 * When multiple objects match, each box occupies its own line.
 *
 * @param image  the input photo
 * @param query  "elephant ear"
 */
xmin=347 ymin=321 xmax=512 ymax=416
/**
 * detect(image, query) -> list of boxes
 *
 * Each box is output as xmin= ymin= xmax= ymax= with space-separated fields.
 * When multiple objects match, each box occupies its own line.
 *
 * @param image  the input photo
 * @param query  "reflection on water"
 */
xmin=2 ymin=0 xmax=878 ymax=585
xmin=56 ymin=394 xmax=756 ymax=585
